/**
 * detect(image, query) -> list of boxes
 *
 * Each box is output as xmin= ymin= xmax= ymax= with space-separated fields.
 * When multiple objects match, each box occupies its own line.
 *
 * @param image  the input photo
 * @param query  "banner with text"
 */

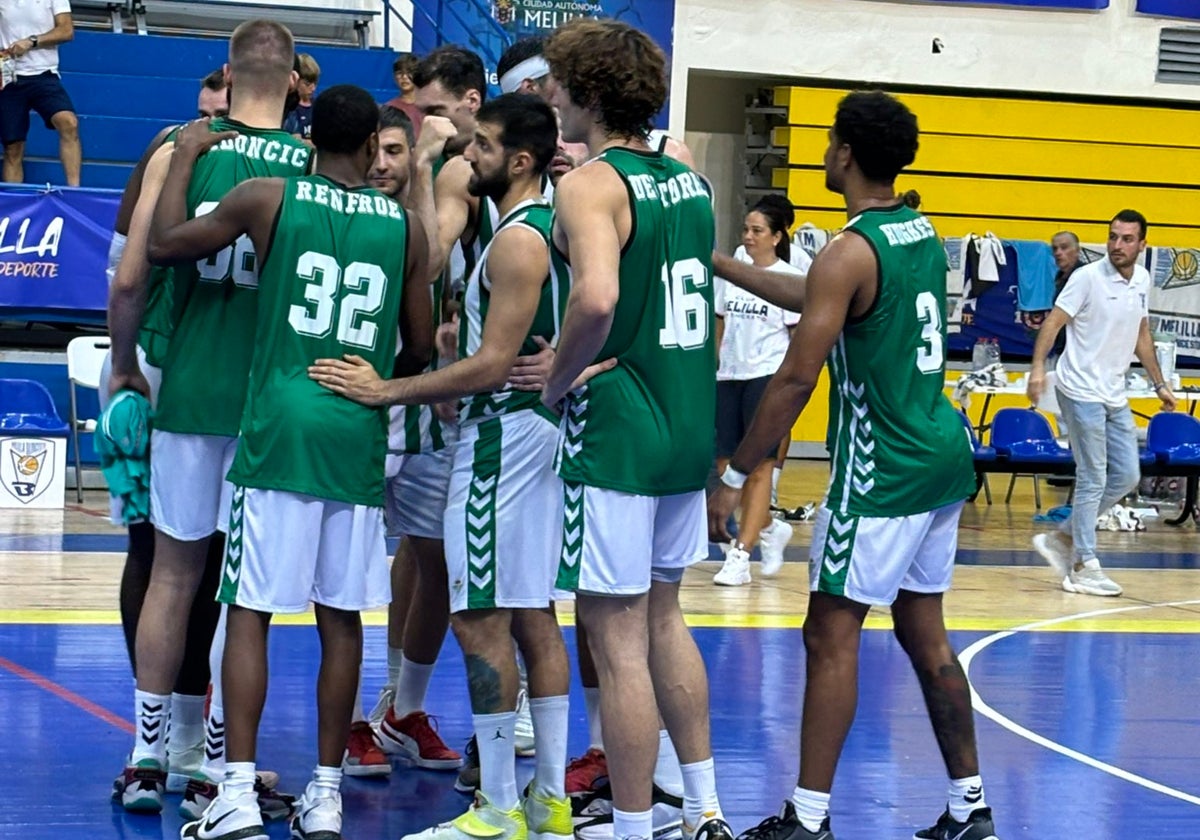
xmin=412 ymin=0 xmax=676 ymax=124
xmin=0 ymin=187 xmax=118 ymax=320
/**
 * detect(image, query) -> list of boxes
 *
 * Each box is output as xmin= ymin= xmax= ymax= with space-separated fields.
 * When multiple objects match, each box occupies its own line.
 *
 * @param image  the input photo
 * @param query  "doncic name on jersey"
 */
xmin=294 ymin=180 xmax=405 ymax=219
xmin=210 ymin=133 xmax=310 ymax=168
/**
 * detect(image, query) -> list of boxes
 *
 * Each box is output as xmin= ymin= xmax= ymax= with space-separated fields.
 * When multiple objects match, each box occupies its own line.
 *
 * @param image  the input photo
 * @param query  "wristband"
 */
xmin=1153 ymin=381 xmax=1168 ymax=393
xmin=720 ymin=464 xmax=748 ymax=490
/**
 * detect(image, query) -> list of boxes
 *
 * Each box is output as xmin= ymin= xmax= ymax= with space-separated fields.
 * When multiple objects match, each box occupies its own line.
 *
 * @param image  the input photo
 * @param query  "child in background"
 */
xmin=284 ymin=53 xmax=318 ymax=142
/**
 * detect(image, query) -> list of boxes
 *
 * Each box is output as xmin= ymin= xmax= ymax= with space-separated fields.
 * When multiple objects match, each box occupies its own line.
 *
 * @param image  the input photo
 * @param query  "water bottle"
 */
xmin=1153 ymin=332 xmax=1176 ymax=389
xmin=986 ymin=338 xmax=1001 ymax=367
xmin=972 ymin=338 xmax=989 ymax=371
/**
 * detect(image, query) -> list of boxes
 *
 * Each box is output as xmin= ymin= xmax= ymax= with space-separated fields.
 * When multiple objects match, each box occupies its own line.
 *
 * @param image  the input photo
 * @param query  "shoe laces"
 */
xmin=738 ymin=804 xmax=801 ymax=840
xmin=404 ymin=712 xmax=454 ymax=750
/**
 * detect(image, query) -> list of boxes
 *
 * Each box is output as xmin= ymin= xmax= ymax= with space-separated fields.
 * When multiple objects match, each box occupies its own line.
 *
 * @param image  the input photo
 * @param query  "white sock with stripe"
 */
xmin=132 ymin=689 xmax=170 ymax=764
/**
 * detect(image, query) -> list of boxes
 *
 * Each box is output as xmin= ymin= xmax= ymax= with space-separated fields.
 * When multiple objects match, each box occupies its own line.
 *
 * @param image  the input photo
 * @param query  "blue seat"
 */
xmin=990 ymin=407 xmax=1072 ymax=508
xmin=958 ymin=411 xmax=995 ymax=504
xmin=1145 ymin=412 xmax=1200 ymax=465
xmin=0 ymin=379 xmax=70 ymax=435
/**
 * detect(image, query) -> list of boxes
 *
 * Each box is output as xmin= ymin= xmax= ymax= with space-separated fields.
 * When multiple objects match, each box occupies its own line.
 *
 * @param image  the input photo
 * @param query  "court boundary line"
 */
xmin=960 ymin=599 xmax=1200 ymax=807
xmin=0 ymin=654 xmax=135 ymax=734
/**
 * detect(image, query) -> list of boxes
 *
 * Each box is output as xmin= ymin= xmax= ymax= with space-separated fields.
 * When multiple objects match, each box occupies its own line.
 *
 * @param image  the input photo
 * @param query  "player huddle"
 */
xmin=103 ymin=14 xmax=1001 ymax=840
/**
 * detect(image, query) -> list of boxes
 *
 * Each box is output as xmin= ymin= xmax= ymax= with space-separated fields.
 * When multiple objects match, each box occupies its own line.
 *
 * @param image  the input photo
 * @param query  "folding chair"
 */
xmin=66 ymin=336 xmax=111 ymax=502
xmin=990 ymin=407 xmax=1073 ymax=509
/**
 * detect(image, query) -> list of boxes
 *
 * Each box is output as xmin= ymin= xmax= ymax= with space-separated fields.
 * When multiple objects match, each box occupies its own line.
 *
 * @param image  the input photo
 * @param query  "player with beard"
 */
xmin=310 ymin=92 xmax=614 ymax=840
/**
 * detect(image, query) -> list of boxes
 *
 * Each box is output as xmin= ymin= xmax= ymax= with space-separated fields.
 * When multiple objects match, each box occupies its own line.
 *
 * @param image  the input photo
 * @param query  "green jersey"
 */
xmin=458 ymin=199 xmax=566 ymax=425
xmin=138 ymin=265 xmax=175 ymax=367
xmin=826 ymin=203 xmax=974 ymax=516
xmin=154 ymin=119 xmax=311 ymax=436
xmin=555 ymin=148 xmax=716 ymax=496
xmin=227 ymin=175 xmax=410 ymax=506
xmin=388 ymin=272 xmax=448 ymax=456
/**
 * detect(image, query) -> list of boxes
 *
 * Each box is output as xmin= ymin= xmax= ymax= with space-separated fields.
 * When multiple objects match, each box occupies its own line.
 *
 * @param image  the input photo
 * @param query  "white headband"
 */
xmin=499 ymin=56 xmax=550 ymax=94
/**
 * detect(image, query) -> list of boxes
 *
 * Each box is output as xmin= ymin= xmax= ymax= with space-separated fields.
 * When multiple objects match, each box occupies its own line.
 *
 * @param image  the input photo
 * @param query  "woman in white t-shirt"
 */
xmin=713 ymin=200 xmax=804 ymax=586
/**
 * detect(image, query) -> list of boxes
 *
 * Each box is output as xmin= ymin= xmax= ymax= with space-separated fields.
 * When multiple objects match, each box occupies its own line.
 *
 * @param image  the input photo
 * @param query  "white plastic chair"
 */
xmin=66 ymin=336 xmax=111 ymax=502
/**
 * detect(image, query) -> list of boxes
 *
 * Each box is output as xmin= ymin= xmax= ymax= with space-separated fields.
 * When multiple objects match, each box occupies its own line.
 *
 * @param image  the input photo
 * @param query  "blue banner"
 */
xmin=412 ymin=0 xmax=676 ymax=125
xmin=1136 ymin=0 xmax=1200 ymax=19
xmin=868 ymin=0 xmax=1107 ymax=7
xmin=0 ymin=186 xmax=118 ymax=321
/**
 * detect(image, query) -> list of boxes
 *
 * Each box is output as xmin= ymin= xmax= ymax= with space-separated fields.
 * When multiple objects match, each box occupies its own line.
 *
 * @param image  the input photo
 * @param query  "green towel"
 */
xmin=95 ymin=390 xmax=153 ymax=524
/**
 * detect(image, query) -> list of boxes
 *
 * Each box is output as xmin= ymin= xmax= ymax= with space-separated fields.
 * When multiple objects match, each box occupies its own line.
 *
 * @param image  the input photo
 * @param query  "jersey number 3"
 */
xmin=288 ymin=251 xmax=388 ymax=351
xmin=658 ymin=258 xmax=710 ymax=350
xmin=915 ymin=290 xmax=944 ymax=374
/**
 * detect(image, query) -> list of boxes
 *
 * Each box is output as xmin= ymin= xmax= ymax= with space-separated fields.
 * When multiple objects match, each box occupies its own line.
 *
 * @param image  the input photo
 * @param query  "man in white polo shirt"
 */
xmin=0 ymin=0 xmax=80 ymax=185
xmin=1027 ymin=209 xmax=1175 ymax=596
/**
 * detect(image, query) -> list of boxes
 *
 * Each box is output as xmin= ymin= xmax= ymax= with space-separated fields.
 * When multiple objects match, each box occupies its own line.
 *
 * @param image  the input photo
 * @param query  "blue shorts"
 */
xmin=0 ymin=72 xmax=76 ymax=144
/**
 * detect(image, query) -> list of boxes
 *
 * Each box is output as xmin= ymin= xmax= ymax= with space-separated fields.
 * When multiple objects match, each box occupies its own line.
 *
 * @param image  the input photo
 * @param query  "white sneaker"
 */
xmin=290 ymin=789 xmax=342 ymax=840
xmin=514 ymin=688 xmax=536 ymax=757
xmin=713 ymin=547 xmax=751 ymax=586
xmin=1063 ymin=559 xmax=1123 ymax=597
xmin=367 ymin=684 xmax=396 ymax=726
xmin=181 ymin=790 xmax=266 ymax=840
xmin=1032 ymin=531 xmax=1073 ymax=579
xmin=403 ymin=793 xmax=526 ymax=840
xmin=167 ymin=740 xmax=204 ymax=793
xmin=758 ymin=519 xmax=793 ymax=577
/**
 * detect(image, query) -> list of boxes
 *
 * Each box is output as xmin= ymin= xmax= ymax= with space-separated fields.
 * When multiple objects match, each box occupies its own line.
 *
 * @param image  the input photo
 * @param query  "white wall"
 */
xmin=250 ymin=0 xmax=413 ymax=49
xmin=669 ymin=0 xmax=1200 ymax=137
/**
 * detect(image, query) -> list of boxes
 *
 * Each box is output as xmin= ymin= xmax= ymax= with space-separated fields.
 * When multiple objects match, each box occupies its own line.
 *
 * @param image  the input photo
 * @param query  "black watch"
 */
xmin=29 ymin=34 xmax=39 ymax=48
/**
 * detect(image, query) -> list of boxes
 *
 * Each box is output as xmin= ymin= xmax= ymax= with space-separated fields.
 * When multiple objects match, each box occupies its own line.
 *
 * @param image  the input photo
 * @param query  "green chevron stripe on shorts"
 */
xmin=218 ymin=485 xmax=246 ymax=605
xmin=818 ymin=510 xmax=858 ymax=596
xmin=465 ymin=419 xmax=502 ymax=609
xmin=556 ymin=480 xmax=584 ymax=591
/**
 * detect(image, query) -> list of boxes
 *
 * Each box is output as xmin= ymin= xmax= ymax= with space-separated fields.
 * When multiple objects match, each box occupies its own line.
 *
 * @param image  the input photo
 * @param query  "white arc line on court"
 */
xmin=960 ymin=598 xmax=1200 ymax=807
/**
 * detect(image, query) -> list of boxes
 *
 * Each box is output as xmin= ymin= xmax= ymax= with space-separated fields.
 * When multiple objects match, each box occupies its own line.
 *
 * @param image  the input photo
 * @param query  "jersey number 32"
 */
xmin=288 ymin=251 xmax=388 ymax=351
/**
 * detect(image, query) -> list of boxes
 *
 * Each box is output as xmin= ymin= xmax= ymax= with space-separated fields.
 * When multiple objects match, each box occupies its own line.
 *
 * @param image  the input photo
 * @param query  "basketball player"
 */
xmin=147 ymin=84 xmax=432 ymax=840
xmin=707 ymin=91 xmax=1001 ymax=840
xmin=539 ymin=19 xmax=732 ymax=840
xmin=311 ymin=92 xmax=580 ymax=840
xmin=101 ymin=67 xmax=229 ymax=802
xmin=344 ymin=104 xmax=463 ymax=777
xmin=106 ymin=21 xmax=309 ymax=816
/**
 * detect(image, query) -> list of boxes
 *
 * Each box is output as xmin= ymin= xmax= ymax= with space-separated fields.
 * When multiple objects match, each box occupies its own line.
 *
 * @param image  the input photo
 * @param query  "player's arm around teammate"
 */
xmin=708 ymin=236 xmax=871 ymax=531
xmin=712 ymin=250 xmax=807 ymax=313
xmin=107 ymin=144 xmax=173 ymax=398
xmin=540 ymin=163 xmax=624 ymax=407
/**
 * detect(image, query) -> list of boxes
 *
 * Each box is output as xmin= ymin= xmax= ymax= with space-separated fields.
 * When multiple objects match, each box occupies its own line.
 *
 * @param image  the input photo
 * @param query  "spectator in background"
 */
xmin=0 ymin=0 xmax=79 ymax=185
xmin=1051 ymin=230 xmax=1084 ymax=299
xmin=712 ymin=199 xmax=802 ymax=587
xmin=385 ymin=52 xmax=423 ymax=137
xmin=283 ymin=52 xmax=317 ymax=141
xmin=197 ymin=68 xmax=228 ymax=118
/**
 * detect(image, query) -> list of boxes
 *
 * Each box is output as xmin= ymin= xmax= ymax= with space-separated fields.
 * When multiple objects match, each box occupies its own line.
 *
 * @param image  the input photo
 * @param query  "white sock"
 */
xmin=680 ymin=757 xmax=722 ymax=827
xmin=392 ymin=655 xmax=434 ymax=717
xmin=473 ymin=711 xmax=518 ymax=811
xmin=386 ymin=646 xmax=404 ymax=689
xmin=529 ymin=695 xmax=569 ymax=798
xmin=200 ymin=702 xmax=225 ymax=780
xmin=613 ymin=807 xmax=653 ymax=840
xmin=223 ymin=761 xmax=256 ymax=800
xmin=790 ymin=786 xmax=830 ymax=834
xmin=132 ymin=689 xmax=170 ymax=763
xmin=168 ymin=692 xmax=206 ymax=752
xmin=772 ymin=466 xmax=782 ymax=502
xmin=583 ymin=686 xmax=604 ymax=750
xmin=209 ymin=606 xmax=227 ymax=710
xmin=310 ymin=764 xmax=343 ymax=799
xmin=652 ymin=730 xmax=683 ymax=796
xmin=352 ymin=671 xmax=365 ymax=723
xmin=947 ymin=775 xmax=986 ymax=822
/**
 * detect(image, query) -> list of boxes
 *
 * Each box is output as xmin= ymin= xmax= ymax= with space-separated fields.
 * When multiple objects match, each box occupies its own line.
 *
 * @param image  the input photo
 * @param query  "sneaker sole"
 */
xmin=1062 ymin=579 xmax=1122 ymax=597
xmin=342 ymin=762 xmax=391 ymax=778
xmin=121 ymin=795 xmax=163 ymax=814
xmin=515 ymin=743 xmax=537 ymax=757
xmin=713 ymin=574 xmax=750 ymax=586
xmin=453 ymin=778 xmax=479 ymax=795
xmin=760 ymin=557 xmax=785 ymax=577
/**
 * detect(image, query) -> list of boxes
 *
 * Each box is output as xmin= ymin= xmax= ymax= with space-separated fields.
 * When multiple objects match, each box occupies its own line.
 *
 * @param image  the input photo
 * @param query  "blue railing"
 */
xmin=380 ymin=0 xmax=511 ymax=68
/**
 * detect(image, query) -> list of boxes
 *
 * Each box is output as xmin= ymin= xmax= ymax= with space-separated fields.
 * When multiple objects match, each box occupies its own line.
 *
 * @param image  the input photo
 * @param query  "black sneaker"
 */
xmin=453 ymin=736 xmax=479 ymax=794
xmin=736 ymin=803 xmax=833 ymax=840
xmin=913 ymin=807 xmax=999 ymax=840
xmin=686 ymin=815 xmax=734 ymax=840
